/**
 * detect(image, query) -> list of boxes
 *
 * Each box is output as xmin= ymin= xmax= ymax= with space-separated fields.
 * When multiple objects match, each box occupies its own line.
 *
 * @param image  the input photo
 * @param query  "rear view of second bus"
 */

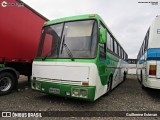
xmin=137 ymin=16 xmax=160 ymax=89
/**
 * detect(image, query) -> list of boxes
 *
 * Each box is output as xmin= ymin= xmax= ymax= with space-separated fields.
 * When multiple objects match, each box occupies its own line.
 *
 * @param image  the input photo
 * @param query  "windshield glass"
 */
xmin=37 ymin=20 xmax=98 ymax=59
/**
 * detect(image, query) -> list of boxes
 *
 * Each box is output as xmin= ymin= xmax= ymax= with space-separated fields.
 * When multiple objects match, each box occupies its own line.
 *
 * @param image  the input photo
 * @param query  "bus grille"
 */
xmin=36 ymin=77 xmax=82 ymax=85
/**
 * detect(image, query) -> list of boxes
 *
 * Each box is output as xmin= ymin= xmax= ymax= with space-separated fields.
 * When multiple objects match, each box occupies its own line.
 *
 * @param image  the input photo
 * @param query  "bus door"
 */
xmin=99 ymin=43 xmax=107 ymax=85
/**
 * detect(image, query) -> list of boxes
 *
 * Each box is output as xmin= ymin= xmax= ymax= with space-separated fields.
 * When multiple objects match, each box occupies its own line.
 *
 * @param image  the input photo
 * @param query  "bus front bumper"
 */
xmin=31 ymin=80 xmax=96 ymax=102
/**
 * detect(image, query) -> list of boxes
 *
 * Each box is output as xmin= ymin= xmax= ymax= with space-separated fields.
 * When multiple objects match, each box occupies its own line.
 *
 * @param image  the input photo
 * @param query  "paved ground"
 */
xmin=0 ymin=75 xmax=160 ymax=119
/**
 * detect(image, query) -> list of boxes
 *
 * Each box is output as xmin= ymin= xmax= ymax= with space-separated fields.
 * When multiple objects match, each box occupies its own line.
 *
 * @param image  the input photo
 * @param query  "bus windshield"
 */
xmin=37 ymin=20 xmax=98 ymax=59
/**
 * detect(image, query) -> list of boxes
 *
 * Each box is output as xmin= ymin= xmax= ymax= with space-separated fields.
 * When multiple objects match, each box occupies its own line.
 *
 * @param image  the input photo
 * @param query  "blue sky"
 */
xmin=22 ymin=0 xmax=160 ymax=58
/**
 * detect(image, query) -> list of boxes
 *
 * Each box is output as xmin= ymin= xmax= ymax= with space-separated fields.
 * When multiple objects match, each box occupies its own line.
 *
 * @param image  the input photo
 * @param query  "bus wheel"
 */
xmin=0 ymin=72 xmax=16 ymax=95
xmin=140 ymin=71 xmax=145 ymax=89
xmin=106 ymin=76 xmax=112 ymax=94
xmin=123 ymin=72 xmax=127 ymax=81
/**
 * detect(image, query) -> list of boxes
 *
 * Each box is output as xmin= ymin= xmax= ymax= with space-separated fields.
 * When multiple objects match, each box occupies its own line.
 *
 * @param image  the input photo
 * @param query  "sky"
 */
xmin=22 ymin=0 xmax=160 ymax=58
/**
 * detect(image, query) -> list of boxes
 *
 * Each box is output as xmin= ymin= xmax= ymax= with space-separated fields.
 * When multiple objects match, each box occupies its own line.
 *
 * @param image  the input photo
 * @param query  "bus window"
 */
xmin=117 ymin=44 xmax=119 ymax=56
xmin=123 ymin=51 xmax=125 ymax=59
xmin=121 ymin=49 xmax=124 ymax=59
xmin=100 ymin=43 xmax=106 ymax=61
xmin=110 ymin=37 xmax=114 ymax=52
xmin=118 ymin=45 xmax=121 ymax=57
xmin=107 ymin=32 xmax=111 ymax=50
xmin=114 ymin=40 xmax=118 ymax=54
xmin=41 ymin=34 xmax=53 ymax=57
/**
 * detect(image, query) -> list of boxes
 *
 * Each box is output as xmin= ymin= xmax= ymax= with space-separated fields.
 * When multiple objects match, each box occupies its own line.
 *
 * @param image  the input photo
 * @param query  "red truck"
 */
xmin=0 ymin=0 xmax=48 ymax=95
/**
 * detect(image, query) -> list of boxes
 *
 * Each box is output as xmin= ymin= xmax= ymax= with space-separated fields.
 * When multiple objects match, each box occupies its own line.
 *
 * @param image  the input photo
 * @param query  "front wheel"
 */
xmin=0 ymin=72 xmax=16 ymax=95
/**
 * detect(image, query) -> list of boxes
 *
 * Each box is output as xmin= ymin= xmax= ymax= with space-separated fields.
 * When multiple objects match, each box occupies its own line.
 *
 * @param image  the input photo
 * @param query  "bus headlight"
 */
xmin=80 ymin=89 xmax=88 ymax=98
xmin=72 ymin=88 xmax=79 ymax=96
xmin=71 ymin=88 xmax=88 ymax=98
xmin=32 ymin=82 xmax=41 ymax=90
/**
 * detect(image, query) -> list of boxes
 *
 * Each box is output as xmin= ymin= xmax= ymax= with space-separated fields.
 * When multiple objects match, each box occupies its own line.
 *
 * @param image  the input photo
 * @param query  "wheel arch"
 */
xmin=108 ymin=73 xmax=113 ymax=88
xmin=0 ymin=67 xmax=19 ymax=81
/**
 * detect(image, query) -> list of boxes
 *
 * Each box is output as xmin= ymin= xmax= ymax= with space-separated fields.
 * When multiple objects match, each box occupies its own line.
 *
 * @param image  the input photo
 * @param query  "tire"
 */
xmin=106 ymin=77 xmax=112 ymax=94
xmin=0 ymin=72 xmax=16 ymax=95
xmin=123 ymin=72 xmax=127 ymax=81
xmin=140 ymin=71 xmax=145 ymax=89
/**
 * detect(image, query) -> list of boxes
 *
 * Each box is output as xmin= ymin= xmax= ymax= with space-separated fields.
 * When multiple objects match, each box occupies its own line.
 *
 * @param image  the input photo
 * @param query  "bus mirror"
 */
xmin=100 ymin=28 xmax=106 ymax=43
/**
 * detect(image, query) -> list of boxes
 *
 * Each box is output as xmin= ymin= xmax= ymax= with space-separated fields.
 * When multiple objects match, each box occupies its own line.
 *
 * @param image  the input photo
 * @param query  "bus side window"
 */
xmin=110 ymin=37 xmax=114 ymax=52
xmin=100 ymin=43 xmax=106 ymax=61
xmin=107 ymin=32 xmax=111 ymax=50
xmin=118 ymin=45 xmax=121 ymax=57
xmin=121 ymin=49 xmax=123 ymax=59
xmin=114 ymin=40 xmax=118 ymax=54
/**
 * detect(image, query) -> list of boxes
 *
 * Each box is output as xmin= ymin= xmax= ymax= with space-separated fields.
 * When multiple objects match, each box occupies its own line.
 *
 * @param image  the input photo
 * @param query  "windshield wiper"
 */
xmin=60 ymin=35 xmax=74 ymax=61
xmin=60 ymin=35 xmax=65 ymax=54
xmin=63 ymin=43 xmax=74 ymax=61
xmin=42 ymin=50 xmax=52 ymax=61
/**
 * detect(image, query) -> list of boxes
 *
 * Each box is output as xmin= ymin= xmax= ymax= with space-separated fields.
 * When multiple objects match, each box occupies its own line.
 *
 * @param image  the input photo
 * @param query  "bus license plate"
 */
xmin=49 ymin=88 xmax=60 ymax=94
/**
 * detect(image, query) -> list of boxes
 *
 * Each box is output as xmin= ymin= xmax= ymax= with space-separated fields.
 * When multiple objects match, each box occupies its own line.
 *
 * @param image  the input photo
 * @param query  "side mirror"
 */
xmin=100 ymin=28 xmax=107 ymax=43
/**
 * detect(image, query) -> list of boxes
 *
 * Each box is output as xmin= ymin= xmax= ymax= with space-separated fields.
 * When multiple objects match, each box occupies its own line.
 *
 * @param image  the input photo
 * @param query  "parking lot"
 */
xmin=0 ymin=75 xmax=160 ymax=119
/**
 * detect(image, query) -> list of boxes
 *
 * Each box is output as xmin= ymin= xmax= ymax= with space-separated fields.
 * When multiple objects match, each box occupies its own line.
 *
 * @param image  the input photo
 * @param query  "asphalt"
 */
xmin=0 ymin=74 xmax=160 ymax=120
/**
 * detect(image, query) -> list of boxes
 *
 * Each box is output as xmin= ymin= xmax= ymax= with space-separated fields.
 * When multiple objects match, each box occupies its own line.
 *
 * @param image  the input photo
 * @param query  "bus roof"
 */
xmin=43 ymin=14 xmax=114 ymax=37
xmin=44 ymin=14 xmax=101 ymax=25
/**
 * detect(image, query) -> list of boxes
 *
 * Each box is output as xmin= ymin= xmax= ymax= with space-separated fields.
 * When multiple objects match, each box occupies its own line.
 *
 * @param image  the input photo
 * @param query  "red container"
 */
xmin=0 ymin=0 xmax=48 ymax=63
xmin=0 ymin=0 xmax=48 ymax=95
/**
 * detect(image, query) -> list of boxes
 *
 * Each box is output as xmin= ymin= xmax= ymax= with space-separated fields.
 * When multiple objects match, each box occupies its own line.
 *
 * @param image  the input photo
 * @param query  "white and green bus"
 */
xmin=31 ymin=14 xmax=128 ymax=101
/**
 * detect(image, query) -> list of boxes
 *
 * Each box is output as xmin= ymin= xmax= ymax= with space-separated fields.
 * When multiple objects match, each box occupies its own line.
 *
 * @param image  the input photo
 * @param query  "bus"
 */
xmin=137 ymin=16 xmax=160 ymax=89
xmin=127 ymin=59 xmax=137 ymax=74
xmin=31 ymin=14 xmax=128 ymax=101
xmin=127 ymin=59 xmax=137 ymax=64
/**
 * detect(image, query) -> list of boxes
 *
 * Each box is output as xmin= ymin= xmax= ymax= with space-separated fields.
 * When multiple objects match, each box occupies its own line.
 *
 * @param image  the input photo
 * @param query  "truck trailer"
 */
xmin=0 ymin=0 xmax=48 ymax=95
